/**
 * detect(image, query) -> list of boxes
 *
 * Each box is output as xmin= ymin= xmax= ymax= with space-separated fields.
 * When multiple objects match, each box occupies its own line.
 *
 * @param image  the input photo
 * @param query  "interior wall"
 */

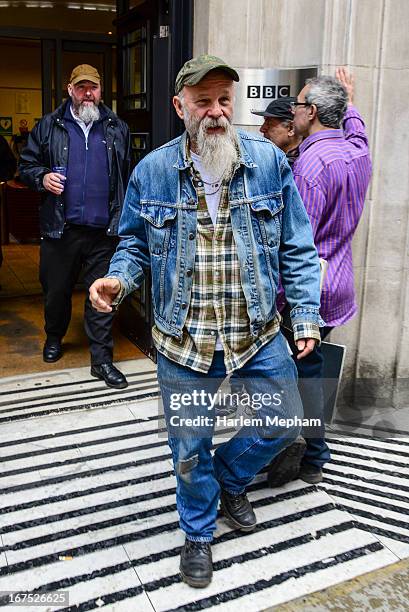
xmin=0 ymin=38 xmax=117 ymax=145
xmin=193 ymin=0 xmax=409 ymax=391
xmin=0 ymin=2 xmax=117 ymax=129
xmin=0 ymin=40 xmax=42 ymax=143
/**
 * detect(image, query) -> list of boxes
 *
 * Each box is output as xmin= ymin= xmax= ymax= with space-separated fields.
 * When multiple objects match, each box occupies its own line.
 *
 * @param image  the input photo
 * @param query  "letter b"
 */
xmin=263 ymin=86 xmax=276 ymax=98
xmin=248 ymin=86 xmax=260 ymax=98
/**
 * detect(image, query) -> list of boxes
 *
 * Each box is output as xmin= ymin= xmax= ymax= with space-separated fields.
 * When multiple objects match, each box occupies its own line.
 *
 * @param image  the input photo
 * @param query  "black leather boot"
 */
xmin=90 ymin=363 xmax=128 ymax=389
xmin=180 ymin=539 xmax=213 ymax=588
xmin=43 ymin=339 xmax=63 ymax=363
xmin=220 ymin=489 xmax=257 ymax=531
xmin=299 ymin=464 xmax=323 ymax=484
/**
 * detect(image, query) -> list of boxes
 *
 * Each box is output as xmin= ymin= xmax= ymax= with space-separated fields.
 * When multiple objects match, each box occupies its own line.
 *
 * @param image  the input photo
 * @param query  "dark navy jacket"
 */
xmin=19 ymin=99 xmax=131 ymax=238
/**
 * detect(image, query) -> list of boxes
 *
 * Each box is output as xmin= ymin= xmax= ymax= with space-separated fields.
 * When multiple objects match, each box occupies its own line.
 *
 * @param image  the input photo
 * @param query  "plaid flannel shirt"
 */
xmin=152 ymin=153 xmax=283 ymax=374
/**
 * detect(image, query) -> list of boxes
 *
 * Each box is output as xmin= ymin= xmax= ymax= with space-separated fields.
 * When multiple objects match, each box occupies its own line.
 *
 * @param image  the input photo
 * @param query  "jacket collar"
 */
xmin=299 ymin=128 xmax=343 ymax=154
xmin=52 ymin=99 xmax=115 ymax=126
xmin=174 ymin=129 xmax=257 ymax=170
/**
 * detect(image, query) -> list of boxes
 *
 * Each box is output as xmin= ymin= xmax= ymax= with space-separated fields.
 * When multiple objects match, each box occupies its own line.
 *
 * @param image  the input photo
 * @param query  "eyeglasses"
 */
xmin=290 ymin=101 xmax=311 ymax=111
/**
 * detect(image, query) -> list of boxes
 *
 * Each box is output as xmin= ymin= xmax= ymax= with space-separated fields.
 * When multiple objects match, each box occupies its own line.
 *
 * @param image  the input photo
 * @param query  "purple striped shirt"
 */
xmin=291 ymin=106 xmax=372 ymax=326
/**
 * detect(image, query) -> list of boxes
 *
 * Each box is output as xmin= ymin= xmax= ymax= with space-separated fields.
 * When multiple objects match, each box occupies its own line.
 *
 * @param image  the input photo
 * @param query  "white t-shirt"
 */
xmin=191 ymin=151 xmax=223 ymax=224
xmin=191 ymin=151 xmax=224 ymax=351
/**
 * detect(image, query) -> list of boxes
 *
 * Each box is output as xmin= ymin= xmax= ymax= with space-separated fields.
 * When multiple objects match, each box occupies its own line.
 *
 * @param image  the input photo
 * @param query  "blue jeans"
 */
xmin=281 ymin=324 xmax=332 ymax=469
xmin=157 ymin=332 xmax=303 ymax=542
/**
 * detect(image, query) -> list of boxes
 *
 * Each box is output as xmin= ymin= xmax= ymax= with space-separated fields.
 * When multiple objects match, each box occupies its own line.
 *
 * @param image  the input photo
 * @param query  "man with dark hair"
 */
xmin=19 ymin=64 xmax=131 ymax=388
xmin=89 ymin=54 xmax=323 ymax=587
xmin=252 ymin=97 xmax=302 ymax=167
xmin=267 ymin=68 xmax=372 ymax=486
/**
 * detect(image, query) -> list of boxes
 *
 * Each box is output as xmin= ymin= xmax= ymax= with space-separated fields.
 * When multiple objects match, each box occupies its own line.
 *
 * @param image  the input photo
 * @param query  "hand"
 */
xmin=43 ymin=172 xmax=66 ymax=195
xmin=296 ymin=337 xmax=317 ymax=359
xmin=89 ymin=278 xmax=121 ymax=313
xmin=336 ymin=66 xmax=354 ymax=105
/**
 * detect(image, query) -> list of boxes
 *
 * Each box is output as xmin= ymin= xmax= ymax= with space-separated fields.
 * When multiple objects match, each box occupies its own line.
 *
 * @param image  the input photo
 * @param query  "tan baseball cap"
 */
xmin=69 ymin=64 xmax=101 ymax=86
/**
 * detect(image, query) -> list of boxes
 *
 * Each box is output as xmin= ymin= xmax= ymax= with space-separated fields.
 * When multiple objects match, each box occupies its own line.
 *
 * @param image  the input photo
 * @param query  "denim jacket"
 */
xmin=107 ymin=129 xmax=323 ymax=340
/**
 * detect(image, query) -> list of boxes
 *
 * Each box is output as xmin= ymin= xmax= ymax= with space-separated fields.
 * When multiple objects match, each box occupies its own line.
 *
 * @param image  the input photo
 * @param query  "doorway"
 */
xmin=0 ymin=34 xmax=116 ymax=295
xmin=0 ymin=32 xmax=140 ymax=375
xmin=0 ymin=0 xmax=194 ymax=367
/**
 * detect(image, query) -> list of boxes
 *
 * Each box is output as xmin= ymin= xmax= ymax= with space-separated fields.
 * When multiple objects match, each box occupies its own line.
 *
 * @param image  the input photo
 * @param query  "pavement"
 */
xmin=0 ymin=358 xmax=408 ymax=611
xmin=270 ymin=558 xmax=409 ymax=611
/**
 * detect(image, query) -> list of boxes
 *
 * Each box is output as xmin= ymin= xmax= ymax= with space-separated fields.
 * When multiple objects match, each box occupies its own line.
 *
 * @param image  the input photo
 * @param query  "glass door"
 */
xmin=116 ymin=2 xmax=157 ymax=359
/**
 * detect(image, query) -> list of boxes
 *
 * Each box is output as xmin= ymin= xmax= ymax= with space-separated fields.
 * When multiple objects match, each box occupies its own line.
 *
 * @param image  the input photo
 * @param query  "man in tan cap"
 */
xmin=89 ymin=54 xmax=322 ymax=587
xmin=19 ymin=65 xmax=131 ymax=388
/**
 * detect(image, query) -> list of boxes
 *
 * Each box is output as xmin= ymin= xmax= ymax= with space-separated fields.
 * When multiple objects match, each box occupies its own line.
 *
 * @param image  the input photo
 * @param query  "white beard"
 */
xmin=184 ymin=111 xmax=238 ymax=180
xmin=77 ymin=102 xmax=100 ymax=124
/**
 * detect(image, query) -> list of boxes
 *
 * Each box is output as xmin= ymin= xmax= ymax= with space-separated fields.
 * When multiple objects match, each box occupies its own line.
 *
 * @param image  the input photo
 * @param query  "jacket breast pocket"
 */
xmin=140 ymin=203 xmax=178 ymax=256
xmin=249 ymin=194 xmax=283 ymax=249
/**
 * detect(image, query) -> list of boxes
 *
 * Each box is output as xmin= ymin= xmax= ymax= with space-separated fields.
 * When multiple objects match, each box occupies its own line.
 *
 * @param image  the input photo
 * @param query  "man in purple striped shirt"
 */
xmin=268 ymin=68 xmax=372 ymax=486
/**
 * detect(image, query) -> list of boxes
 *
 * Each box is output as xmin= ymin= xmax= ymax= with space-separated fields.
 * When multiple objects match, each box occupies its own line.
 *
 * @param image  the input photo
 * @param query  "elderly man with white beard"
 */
xmin=89 ymin=55 xmax=323 ymax=588
xmin=19 ymin=64 xmax=131 ymax=388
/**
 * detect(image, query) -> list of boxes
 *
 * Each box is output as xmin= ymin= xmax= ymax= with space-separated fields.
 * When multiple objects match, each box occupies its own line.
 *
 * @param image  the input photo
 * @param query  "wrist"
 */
xmin=106 ymin=277 xmax=125 ymax=307
xmin=105 ymin=276 xmax=121 ymax=290
xmin=42 ymin=172 xmax=50 ymax=187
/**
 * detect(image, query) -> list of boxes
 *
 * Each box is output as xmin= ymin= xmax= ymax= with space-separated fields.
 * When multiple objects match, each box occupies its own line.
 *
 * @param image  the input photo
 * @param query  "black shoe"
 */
xmin=299 ymin=464 xmax=323 ymax=484
xmin=220 ymin=489 xmax=257 ymax=532
xmin=180 ymin=539 xmax=213 ymax=588
xmin=266 ymin=436 xmax=307 ymax=488
xmin=90 ymin=363 xmax=128 ymax=389
xmin=43 ymin=339 xmax=62 ymax=363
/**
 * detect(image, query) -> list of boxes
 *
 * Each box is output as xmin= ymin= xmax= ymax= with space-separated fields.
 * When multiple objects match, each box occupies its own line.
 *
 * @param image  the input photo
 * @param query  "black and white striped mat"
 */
xmin=0 ymin=360 xmax=407 ymax=611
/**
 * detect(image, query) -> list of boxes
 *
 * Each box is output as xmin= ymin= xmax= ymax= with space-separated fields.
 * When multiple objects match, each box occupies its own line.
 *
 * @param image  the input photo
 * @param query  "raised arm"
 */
xmin=336 ymin=66 xmax=370 ymax=152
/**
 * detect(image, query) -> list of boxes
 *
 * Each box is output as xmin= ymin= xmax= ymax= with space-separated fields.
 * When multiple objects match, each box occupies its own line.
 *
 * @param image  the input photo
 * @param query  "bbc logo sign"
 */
xmin=247 ymin=85 xmax=291 ymax=99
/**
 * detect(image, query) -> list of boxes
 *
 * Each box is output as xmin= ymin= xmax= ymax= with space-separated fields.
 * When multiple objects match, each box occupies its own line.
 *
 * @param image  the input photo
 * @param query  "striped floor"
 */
xmin=0 ymin=360 xmax=407 ymax=611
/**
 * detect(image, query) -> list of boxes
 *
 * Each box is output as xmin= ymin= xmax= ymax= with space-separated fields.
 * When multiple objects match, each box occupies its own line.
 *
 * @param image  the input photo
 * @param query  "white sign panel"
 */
xmin=234 ymin=67 xmax=318 ymax=125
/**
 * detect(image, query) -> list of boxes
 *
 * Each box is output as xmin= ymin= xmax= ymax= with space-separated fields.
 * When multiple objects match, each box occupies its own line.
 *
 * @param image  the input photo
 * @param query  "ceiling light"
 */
xmin=25 ymin=1 xmax=53 ymax=6
xmin=0 ymin=0 xmax=116 ymax=9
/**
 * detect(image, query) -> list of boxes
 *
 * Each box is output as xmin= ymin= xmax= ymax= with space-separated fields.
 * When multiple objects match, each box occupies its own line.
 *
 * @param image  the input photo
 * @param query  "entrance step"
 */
xmin=0 ymin=361 xmax=407 ymax=610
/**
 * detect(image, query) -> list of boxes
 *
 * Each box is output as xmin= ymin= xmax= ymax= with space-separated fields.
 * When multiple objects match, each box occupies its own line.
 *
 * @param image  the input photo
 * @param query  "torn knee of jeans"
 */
xmin=177 ymin=454 xmax=199 ymax=481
